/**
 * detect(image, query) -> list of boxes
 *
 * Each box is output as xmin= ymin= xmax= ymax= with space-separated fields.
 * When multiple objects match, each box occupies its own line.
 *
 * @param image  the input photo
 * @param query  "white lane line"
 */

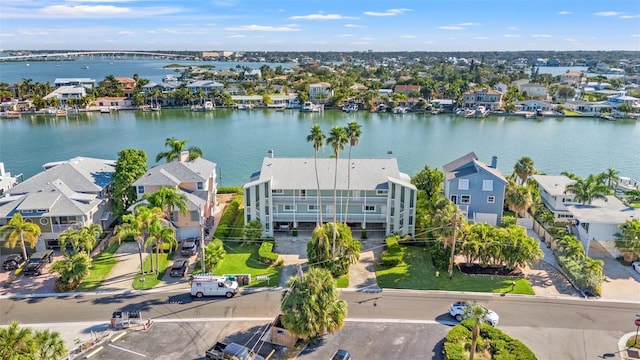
xmin=108 ymin=343 xmax=147 ymax=357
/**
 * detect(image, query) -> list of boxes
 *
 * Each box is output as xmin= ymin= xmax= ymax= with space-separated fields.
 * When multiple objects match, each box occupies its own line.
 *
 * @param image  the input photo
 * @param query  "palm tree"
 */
xmin=464 ymin=302 xmax=489 ymax=360
xmin=58 ymin=224 xmax=102 ymax=254
xmin=307 ymin=124 xmax=326 ymax=226
xmin=565 ymin=175 xmax=608 ymax=205
xmin=145 ymin=225 xmax=177 ymax=273
xmin=513 ymin=156 xmax=536 ymax=184
xmin=0 ymin=321 xmax=35 ymax=360
xmin=504 ymin=183 xmax=533 ymax=218
xmin=51 ymin=252 xmax=92 ymax=290
xmin=33 ymin=328 xmax=67 ymax=360
xmin=327 ymin=126 xmax=348 ymax=257
xmin=155 ymin=137 xmax=203 ymax=163
xmin=599 ymin=168 xmax=619 ymax=191
xmin=143 ymin=186 xmax=188 ymax=223
xmin=0 ymin=213 xmax=41 ymax=262
xmin=116 ymin=206 xmax=164 ymax=274
xmin=432 ymin=197 xmax=466 ymax=279
xmin=343 ymin=121 xmax=362 ymax=223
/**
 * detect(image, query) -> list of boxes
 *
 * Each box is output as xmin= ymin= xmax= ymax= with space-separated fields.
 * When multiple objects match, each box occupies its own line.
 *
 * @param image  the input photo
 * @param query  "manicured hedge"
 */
xmin=258 ymin=241 xmax=279 ymax=264
xmin=444 ymin=321 xmax=537 ymax=360
xmin=380 ymin=235 xmax=403 ymax=267
xmin=214 ymin=196 xmax=243 ymax=239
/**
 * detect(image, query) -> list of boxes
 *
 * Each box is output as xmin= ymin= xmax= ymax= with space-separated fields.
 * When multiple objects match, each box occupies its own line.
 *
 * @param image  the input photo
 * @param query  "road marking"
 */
xmin=84 ymin=346 xmax=103 ymax=358
xmin=108 ymin=343 xmax=147 ymax=357
xmin=111 ymin=331 xmax=127 ymax=342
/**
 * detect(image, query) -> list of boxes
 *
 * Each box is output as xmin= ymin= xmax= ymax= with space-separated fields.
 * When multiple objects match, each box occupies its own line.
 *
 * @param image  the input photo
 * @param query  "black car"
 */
xmin=2 ymin=254 xmax=25 ymax=271
xmin=22 ymin=261 xmax=45 ymax=276
xmin=180 ymin=238 xmax=200 ymax=257
xmin=22 ymin=250 xmax=55 ymax=276
xmin=170 ymin=259 xmax=188 ymax=277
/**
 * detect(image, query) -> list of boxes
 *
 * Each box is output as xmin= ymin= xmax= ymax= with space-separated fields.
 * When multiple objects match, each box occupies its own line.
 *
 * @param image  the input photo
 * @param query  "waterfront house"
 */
xmin=462 ymin=88 xmax=503 ymax=110
xmin=243 ymin=155 xmax=417 ymax=237
xmin=91 ymin=97 xmax=132 ymax=110
xmin=142 ymin=82 xmax=177 ymax=94
xmin=186 ymin=80 xmax=224 ymax=95
xmin=442 ymin=152 xmax=507 ymax=226
xmin=43 ymin=86 xmax=87 ymax=107
xmin=0 ymin=163 xmax=21 ymax=196
xmin=309 ymin=82 xmax=333 ymax=103
xmin=531 ymin=175 xmax=578 ymax=221
xmin=54 ymin=78 xmax=96 ymax=89
xmin=517 ymin=83 xmax=548 ymax=99
xmin=515 ymin=100 xmax=555 ymax=112
xmin=394 ymin=84 xmax=421 ymax=96
xmin=560 ymin=71 xmax=586 ymax=86
xmin=132 ymin=152 xmax=217 ymax=240
xmin=0 ymin=157 xmax=116 ymax=251
xmin=566 ymin=196 xmax=640 ymax=256
xmin=114 ymin=77 xmax=136 ymax=99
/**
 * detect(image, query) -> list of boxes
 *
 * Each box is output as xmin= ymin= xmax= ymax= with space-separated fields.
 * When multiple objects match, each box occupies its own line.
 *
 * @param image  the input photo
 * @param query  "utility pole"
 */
xmin=200 ymin=215 xmax=206 ymax=274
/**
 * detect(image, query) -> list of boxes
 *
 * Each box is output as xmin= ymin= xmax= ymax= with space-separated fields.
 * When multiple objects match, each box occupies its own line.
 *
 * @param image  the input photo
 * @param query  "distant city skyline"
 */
xmin=1 ymin=0 xmax=639 ymax=52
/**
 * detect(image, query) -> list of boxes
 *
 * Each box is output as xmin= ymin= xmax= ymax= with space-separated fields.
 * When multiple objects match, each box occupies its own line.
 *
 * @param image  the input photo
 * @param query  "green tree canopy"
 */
xmin=0 ymin=213 xmax=41 ymax=261
xmin=111 ymin=149 xmax=148 ymax=217
xmin=155 ymin=137 xmax=203 ymax=163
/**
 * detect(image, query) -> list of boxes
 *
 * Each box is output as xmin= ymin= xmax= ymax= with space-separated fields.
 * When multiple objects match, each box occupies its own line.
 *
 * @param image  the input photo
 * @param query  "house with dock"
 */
xmin=243 ymin=154 xmax=417 ymax=237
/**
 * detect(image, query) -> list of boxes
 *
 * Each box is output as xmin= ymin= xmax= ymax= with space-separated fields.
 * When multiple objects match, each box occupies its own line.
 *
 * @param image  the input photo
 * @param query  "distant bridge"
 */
xmin=0 ymin=51 xmax=198 ymax=61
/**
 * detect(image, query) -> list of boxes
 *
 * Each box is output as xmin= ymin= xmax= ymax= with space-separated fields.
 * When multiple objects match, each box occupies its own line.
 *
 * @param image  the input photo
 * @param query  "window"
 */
xmin=196 ymin=182 xmax=204 ymax=190
xmin=284 ymin=204 xmax=294 ymax=211
xmin=137 ymin=186 xmax=145 ymax=194
xmin=363 ymin=205 xmax=376 ymax=212
xmin=272 ymin=189 xmax=283 ymax=194
xmin=487 ymin=196 xmax=495 ymax=204
xmin=460 ymin=195 xmax=471 ymax=204
xmin=299 ymin=189 xmax=306 ymax=199
xmin=482 ymin=180 xmax=494 ymax=191
xmin=376 ymin=189 xmax=388 ymax=195
xmin=458 ymin=179 xmax=469 ymax=190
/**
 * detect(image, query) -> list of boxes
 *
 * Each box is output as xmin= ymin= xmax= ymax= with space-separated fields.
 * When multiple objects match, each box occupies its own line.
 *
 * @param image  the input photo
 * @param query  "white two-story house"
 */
xmin=243 ymin=155 xmax=417 ymax=237
xmin=531 ymin=175 xmax=578 ymax=221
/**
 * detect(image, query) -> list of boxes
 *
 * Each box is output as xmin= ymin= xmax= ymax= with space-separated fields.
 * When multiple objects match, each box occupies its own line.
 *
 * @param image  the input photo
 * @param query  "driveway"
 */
xmin=589 ymin=240 xmax=640 ymax=301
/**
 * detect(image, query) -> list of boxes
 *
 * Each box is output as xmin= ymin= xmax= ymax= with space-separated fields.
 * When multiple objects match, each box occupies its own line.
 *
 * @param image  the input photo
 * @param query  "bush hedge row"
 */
xmin=380 ymin=235 xmax=403 ymax=267
xmin=214 ymin=196 xmax=243 ymax=239
xmin=444 ymin=321 xmax=537 ymax=360
xmin=258 ymin=241 xmax=279 ymax=264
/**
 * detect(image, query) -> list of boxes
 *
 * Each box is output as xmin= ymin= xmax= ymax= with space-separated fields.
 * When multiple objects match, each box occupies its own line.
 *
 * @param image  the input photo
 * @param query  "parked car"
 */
xmin=180 ymin=238 xmax=200 ymax=257
xmin=170 ymin=259 xmax=188 ymax=277
xmin=449 ymin=301 xmax=499 ymax=326
xmin=2 ymin=254 xmax=24 ymax=271
xmin=331 ymin=349 xmax=353 ymax=360
xmin=632 ymin=261 xmax=640 ymax=274
xmin=22 ymin=250 xmax=55 ymax=276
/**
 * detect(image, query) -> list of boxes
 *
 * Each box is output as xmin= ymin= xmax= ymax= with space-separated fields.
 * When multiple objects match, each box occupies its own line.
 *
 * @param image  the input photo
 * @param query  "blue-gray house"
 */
xmin=442 ymin=152 xmax=508 ymax=226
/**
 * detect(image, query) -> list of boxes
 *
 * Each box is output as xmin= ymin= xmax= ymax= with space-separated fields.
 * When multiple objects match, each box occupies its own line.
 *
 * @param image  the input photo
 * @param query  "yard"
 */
xmin=375 ymin=246 xmax=534 ymax=294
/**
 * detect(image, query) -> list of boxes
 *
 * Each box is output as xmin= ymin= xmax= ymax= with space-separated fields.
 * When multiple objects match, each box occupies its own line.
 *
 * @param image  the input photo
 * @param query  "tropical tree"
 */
xmin=155 ymin=137 xmax=203 ymax=163
xmin=343 ymin=121 xmax=362 ymax=222
xmin=204 ymin=239 xmax=226 ymax=273
xmin=411 ymin=165 xmax=444 ymax=202
xmin=614 ymin=219 xmax=640 ymax=259
xmin=560 ymin=171 xmax=581 ymax=180
xmin=431 ymin=197 xmax=466 ymax=278
xmin=281 ymin=267 xmax=347 ymax=340
xmin=598 ymin=168 xmax=619 ymax=191
xmin=33 ymin=328 xmax=67 ymax=360
xmin=243 ymin=220 xmax=263 ymax=245
xmin=626 ymin=189 xmax=640 ymax=204
xmin=145 ymin=225 xmax=177 ymax=273
xmin=306 ymin=124 xmax=326 ymax=226
xmin=565 ymin=175 xmax=608 ymax=205
xmin=0 ymin=321 xmax=36 ymax=360
xmin=307 ymin=222 xmax=361 ymax=277
xmin=115 ymin=206 xmax=164 ymax=274
xmin=51 ymin=252 xmax=92 ymax=291
xmin=504 ymin=183 xmax=534 ymax=218
xmin=326 ymin=126 xmax=348 ymax=256
xmin=513 ymin=156 xmax=536 ymax=184
xmin=111 ymin=149 xmax=148 ymax=218
xmin=0 ymin=213 xmax=41 ymax=262
xmin=58 ymin=224 xmax=102 ymax=254
xmin=464 ymin=302 xmax=489 ymax=360
xmin=143 ymin=186 xmax=188 ymax=222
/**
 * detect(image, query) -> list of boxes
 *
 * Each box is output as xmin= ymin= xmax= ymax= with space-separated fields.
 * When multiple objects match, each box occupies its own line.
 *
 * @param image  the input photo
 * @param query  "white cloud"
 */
xmin=508 ymin=26 xmax=518 ymax=31
xmin=620 ymin=15 xmax=639 ymax=19
xmin=344 ymin=24 xmax=362 ymax=28
xmin=18 ymin=29 xmax=50 ymax=36
xmin=336 ymin=34 xmax=355 ymax=37
xmin=423 ymin=40 xmax=435 ymax=44
xmin=39 ymin=5 xmax=132 ymax=16
xmin=474 ymin=36 xmax=488 ymax=40
xmin=225 ymin=25 xmax=300 ymax=32
xmin=504 ymin=34 xmax=521 ymax=38
xmin=364 ymin=8 xmax=411 ymax=17
xmin=212 ymin=1 xmax=237 ymax=7
xmin=361 ymin=37 xmax=374 ymax=41
xmin=227 ymin=34 xmax=247 ymax=38
xmin=557 ymin=11 xmax=572 ymax=15
xmin=289 ymin=14 xmax=356 ymax=20
xmin=438 ymin=26 xmax=464 ymax=30
xmin=401 ymin=34 xmax=415 ymax=38
xmin=1 ymin=33 xmax=14 ymax=37
xmin=631 ymin=34 xmax=640 ymax=38
xmin=564 ymin=38 xmax=578 ymax=42
xmin=593 ymin=11 xmax=620 ymax=17
xmin=531 ymin=34 xmax=552 ymax=38
xmin=118 ymin=31 xmax=134 ymax=35
xmin=351 ymin=41 xmax=372 ymax=45
xmin=458 ymin=22 xmax=480 ymax=26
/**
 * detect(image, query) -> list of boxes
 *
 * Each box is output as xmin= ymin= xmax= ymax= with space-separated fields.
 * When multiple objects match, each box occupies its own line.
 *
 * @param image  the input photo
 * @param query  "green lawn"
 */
xmin=76 ymin=241 xmax=119 ymax=292
xmin=132 ymin=251 xmax=173 ymax=290
xmin=213 ymin=243 xmax=283 ymax=287
xmin=376 ymin=246 xmax=534 ymax=294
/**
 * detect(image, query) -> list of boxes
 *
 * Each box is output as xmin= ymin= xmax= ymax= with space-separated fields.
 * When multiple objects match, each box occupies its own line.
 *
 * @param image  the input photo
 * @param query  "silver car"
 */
xmin=449 ymin=301 xmax=500 ymax=326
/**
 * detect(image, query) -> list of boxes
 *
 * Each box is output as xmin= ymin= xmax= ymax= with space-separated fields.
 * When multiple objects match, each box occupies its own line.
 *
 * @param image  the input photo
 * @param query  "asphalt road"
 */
xmin=2 ymin=289 xmax=638 ymax=359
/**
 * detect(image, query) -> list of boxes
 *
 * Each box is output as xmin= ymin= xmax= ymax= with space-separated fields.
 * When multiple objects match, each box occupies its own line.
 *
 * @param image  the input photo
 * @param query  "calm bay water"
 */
xmin=0 ymin=109 xmax=638 ymax=187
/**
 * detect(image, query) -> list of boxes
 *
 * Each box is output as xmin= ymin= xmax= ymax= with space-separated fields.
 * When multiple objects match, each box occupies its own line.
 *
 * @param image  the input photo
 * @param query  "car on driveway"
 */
xmin=2 ymin=254 xmax=25 ymax=271
xmin=22 ymin=250 xmax=55 ymax=276
xmin=170 ymin=259 xmax=188 ymax=277
xmin=180 ymin=238 xmax=200 ymax=257
xmin=632 ymin=261 xmax=640 ymax=274
xmin=331 ymin=349 xmax=353 ymax=360
xmin=449 ymin=301 xmax=499 ymax=326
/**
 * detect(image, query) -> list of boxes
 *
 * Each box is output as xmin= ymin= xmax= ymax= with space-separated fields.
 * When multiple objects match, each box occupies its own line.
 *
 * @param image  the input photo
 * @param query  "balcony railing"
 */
xmin=270 ymin=195 xmax=388 ymax=205
xmin=271 ymin=212 xmax=386 ymax=222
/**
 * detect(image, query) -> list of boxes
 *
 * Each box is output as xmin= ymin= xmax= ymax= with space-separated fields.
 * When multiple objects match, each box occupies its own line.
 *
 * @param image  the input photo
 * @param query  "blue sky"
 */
xmin=1 ymin=0 xmax=639 ymax=51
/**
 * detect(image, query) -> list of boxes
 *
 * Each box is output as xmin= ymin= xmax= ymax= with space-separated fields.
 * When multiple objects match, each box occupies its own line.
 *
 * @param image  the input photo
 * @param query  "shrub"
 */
xmin=258 ymin=241 xmax=279 ymax=265
xmin=361 ymin=229 xmax=368 ymax=239
xmin=214 ymin=196 xmax=243 ymax=239
xmin=385 ymin=235 xmax=402 ymax=254
xmin=444 ymin=321 xmax=537 ymax=360
xmin=380 ymin=250 xmax=403 ymax=267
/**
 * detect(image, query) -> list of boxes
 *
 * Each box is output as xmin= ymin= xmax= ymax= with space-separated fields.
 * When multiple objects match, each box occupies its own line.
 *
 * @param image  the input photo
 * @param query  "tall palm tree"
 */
xmin=565 ymin=175 xmax=608 ymax=205
xmin=465 ymin=302 xmax=489 ymax=360
xmin=51 ymin=252 xmax=92 ymax=290
xmin=116 ymin=206 xmax=164 ymax=274
xmin=513 ymin=156 xmax=536 ymax=184
xmin=599 ymin=168 xmax=619 ymax=191
xmin=155 ymin=137 xmax=203 ymax=163
xmin=58 ymin=224 xmax=102 ymax=254
xmin=307 ymin=124 xmax=326 ymax=226
xmin=145 ymin=225 xmax=177 ymax=273
xmin=504 ymin=183 xmax=533 ymax=218
xmin=343 ymin=121 xmax=362 ymax=223
xmin=0 ymin=213 xmax=41 ymax=262
xmin=144 ymin=186 xmax=188 ymax=223
xmin=327 ymin=126 xmax=348 ymax=257
xmin=432 ymin=197 xmax=466 ymax=279
xmin=33 ymin=328 xmax=67 ymax=360
xmin=0 ymin=321 xmax=35 ymax=360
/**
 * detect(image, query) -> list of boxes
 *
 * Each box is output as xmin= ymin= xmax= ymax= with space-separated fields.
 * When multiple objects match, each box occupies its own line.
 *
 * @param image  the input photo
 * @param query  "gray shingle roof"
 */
xmin=133 ymin=158 xmax=216 ymax=186
xmin=443 ymin=152 xmax=506 ymax=183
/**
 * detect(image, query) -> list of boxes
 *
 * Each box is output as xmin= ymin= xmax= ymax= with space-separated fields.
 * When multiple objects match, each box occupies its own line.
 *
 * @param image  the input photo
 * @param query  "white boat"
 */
xmin=81 ymin=65 xmax=89 ymax=69
xmin=151 ymin=104 xmax=161 ymax=111
xmin=392 ymin=106 xmax=407 ymax=114
xmin=0 ymin=111 xmax=21 ymax=119
xmin=204 ymin=101 xmax=215 ymax=111
xmin=342 ymin=102 xmax=358 ymax=112
xmin=465 ymin=106 xmax=489 ymax=118
xmin=377 ymin=104 xmax=388 ymax=113
xmin=301 ymin=102 xmax=324 ymax=112
xmin=43 ymin=107 xmax=67 ymax=117
xmin=464 ymin=109 xmax=476 ymax=118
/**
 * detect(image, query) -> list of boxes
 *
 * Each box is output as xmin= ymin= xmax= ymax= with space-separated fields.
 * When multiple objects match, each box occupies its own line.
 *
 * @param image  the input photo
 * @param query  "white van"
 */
xmin=191 ymin=275 xmax=239 ymax=298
